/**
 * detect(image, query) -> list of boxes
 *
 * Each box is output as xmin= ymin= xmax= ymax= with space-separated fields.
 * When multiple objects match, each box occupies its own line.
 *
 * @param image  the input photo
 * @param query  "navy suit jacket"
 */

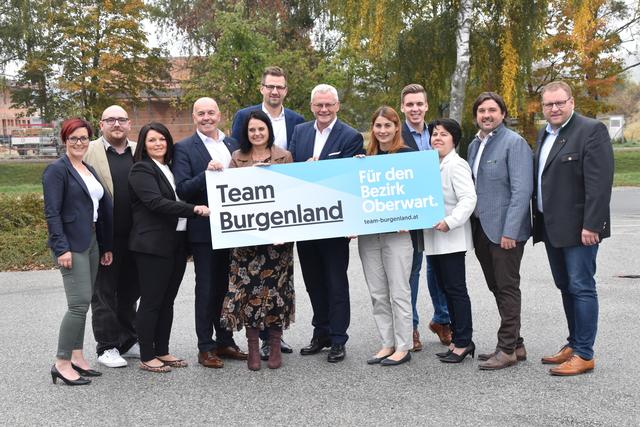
xmin=532 ymin=112 xmax=613 ymax=247
xmin=43 ymin=155 xmax=113 ymax=257
xmin=401 ymin=122 xmax=429 ymax=151
xmin=173 ymin=132 xmax=239 ymax=243
xmin=231 ymin=104 xmax=305 ymax=148
xmin=288 ymin=119 xmax=364 ymax=162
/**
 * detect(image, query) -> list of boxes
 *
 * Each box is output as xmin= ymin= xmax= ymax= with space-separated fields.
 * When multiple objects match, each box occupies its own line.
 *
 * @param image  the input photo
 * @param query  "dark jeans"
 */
xmin=472 ymin=219 xmax=525 ymax=354
xmin=429 ymin=251 xmax=472 ymax=348
xmin=543 ymin=225 xmax=599 ymax=360
xmin=191 ymin=243 xmax=234 ymax=352
xmin=91 ymin=236 xmax=139 ymax=355
xmin=409 ymin=250 xmax=450 ymax=328
xmin=297 ymin=237 xmax=351 ymax=345
xmin=134 ymin=233 xmax=187 ymax=362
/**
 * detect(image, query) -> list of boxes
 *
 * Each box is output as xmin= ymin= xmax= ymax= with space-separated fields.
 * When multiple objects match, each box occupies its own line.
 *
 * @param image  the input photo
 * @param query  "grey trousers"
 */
xmin=55 ymin=233 xmax=99 ymax=360
xmin=358 ymin=232 xmax=414 ymax=352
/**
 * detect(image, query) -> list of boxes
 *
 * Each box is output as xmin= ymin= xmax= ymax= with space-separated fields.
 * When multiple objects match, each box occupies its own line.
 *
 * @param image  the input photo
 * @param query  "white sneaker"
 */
xmin=121 ymin=343 xmax=140 ymax=359
xmin=98 ymin=348 xmax=127 ymax=368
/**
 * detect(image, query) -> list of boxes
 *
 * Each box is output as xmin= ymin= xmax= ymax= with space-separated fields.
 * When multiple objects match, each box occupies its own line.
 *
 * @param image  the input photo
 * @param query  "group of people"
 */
xmin=42 ymin=66 xmax=614 ymax=385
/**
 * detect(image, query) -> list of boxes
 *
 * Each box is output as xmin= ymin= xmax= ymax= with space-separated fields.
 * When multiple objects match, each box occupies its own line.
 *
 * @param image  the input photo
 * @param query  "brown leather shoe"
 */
xmin=411 ymin=329 xmax=423 ymax=352
xmin=198 ymin=351 xmax=224 ymax=368
xmin=217 ymin=345 xmax=249 ymax=361
xmin=478 ymin=350 xmax=517 ymax=370
xmin=541 ymin=346 xmax=573 ymax=365
xmin=428 ymin=321 xmax=452 ymax=346
xmin=479 ymin=345 xmax=527 ymax=362
xmin=549 ymin=355 xmax=594 ymax=376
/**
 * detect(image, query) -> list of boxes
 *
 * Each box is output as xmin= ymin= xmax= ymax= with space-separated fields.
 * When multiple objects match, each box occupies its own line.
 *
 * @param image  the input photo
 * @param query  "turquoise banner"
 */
xmin=206 ymin=150 xmax=445 ymax=249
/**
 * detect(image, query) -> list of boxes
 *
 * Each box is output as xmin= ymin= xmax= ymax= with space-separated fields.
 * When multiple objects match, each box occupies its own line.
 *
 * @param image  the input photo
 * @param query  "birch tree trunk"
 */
xmin=449 ymin=0 xmax=472 ymax=123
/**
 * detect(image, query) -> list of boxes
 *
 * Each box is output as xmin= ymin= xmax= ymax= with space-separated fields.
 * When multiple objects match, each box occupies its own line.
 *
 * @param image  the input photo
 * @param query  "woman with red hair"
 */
xmin=43 ymin=118 xmax=113 ymax=385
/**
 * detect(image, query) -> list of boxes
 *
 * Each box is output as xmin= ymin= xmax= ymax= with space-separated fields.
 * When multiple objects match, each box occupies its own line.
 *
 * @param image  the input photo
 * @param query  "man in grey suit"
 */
xmin=533 ymin=81 xmax=613 ymax=376
xmin=466 ymin=92 xmax=533 ymax=370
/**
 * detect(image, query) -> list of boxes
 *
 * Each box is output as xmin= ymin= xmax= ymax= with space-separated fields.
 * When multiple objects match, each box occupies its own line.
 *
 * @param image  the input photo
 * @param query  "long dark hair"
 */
xmin=239 ymin=110 xmax=274 ymax=153
xmin=133 ymin=122 xmax=174 ymax=164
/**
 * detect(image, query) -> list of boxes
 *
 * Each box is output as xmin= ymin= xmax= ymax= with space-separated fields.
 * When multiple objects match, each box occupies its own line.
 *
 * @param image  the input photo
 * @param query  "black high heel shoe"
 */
xmin=72 ymin=363 xmax=102 ymax=377
xmin=51 ymin=365 xmax=91 ymax=386
xmin=436 ymin=349 xmax=453 ymax=358
xmin=439 ymin=342 xmax=475 ymax=363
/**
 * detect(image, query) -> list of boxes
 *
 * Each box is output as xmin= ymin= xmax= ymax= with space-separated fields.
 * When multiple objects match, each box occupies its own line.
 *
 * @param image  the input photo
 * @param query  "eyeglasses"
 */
xmin=311 ymin=102 xmax=338 ymax=110
xmin=101 ymin=117 xmax=130 ymax=125
xmin=542 ymin=98 xmax=572 ymax=110
xmin=67 ymin=136 xmax=90 ymax=145
xmin=262 ymin=84 xmax=287 ymax=91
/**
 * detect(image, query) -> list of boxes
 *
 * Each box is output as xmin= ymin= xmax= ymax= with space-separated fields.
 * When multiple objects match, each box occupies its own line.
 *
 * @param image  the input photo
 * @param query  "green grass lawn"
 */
xmin=0 ymin=161 xmax=49 ymax=193
xmin=613 ymin=148 xmax=640 ymax=187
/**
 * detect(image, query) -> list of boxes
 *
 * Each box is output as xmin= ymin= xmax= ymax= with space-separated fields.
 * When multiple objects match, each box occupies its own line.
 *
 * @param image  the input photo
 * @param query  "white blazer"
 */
xmin=424 ymin=150 xmax=477 ymax=255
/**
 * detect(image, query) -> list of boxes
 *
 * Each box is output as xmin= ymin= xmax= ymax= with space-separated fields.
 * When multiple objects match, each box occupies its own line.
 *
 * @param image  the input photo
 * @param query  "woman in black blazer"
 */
xmin=43 ymin=118 xmax=113 ymax=386
xmin=129 ymin=122 xmax=210 ymax=373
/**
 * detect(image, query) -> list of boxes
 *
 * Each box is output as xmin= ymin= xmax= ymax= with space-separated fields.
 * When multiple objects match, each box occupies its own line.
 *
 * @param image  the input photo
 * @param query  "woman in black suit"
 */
xmin=43 ymin=118 xmax=113 ymax=385
xmin=128 ymin=122 xmax=210 ymax=373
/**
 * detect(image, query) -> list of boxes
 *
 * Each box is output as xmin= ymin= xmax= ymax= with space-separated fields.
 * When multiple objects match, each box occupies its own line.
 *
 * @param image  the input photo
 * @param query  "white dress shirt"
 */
xmin=262 ymin=104 xmax=288 ymax=150
xmin=313 ymin=117 xmax=337 ymax=159
xmin=79 ymin=171 xmax=104 ymax=222
xmin=472 ymin=130 xmax=493 ymax=180
xmin=197 ymin=129 xmax=232 ymax=168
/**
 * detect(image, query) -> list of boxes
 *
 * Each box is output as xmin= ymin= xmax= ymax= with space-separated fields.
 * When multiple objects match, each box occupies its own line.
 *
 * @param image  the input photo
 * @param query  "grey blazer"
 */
xmin=466 ymin=124 xmax=533 ymax=244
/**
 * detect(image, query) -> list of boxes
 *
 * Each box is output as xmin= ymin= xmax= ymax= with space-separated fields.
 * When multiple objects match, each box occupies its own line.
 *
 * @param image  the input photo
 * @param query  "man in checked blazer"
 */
xmin=533 ymin=81 xmax=613 ymax=376
xmin=466 ymin=92 xmax=533 ymax=371
xmin=288 ymin=84 xmax=364 ymax=363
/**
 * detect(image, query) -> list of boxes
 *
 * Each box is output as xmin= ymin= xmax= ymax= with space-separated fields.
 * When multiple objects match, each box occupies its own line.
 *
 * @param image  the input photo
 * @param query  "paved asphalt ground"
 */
xmin=1 ymin=188 xmax=639 ymax=426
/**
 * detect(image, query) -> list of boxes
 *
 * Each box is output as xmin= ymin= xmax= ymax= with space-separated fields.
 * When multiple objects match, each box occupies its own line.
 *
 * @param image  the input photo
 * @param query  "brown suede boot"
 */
xmin=246 ymin=328 xmax=261 ymax=371
xmin=267 ymin=328 xmax=283 ymax=369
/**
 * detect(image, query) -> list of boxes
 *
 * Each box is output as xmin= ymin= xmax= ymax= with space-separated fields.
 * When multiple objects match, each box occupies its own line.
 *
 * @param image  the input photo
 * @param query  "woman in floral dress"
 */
xmin=221 ymin=110 xmax=294 ymax=371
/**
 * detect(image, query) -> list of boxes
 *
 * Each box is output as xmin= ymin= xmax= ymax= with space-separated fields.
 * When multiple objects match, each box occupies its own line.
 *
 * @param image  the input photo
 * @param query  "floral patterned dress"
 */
xmin=220 ymin=146 xmax=295 ymax=331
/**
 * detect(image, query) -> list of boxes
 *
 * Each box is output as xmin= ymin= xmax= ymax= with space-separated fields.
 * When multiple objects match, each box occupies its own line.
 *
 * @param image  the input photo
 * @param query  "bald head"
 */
xmin=99 ymin=105 xmax=130 ymax=147
xmin=192 ymin=97 xmax=221 ymax=138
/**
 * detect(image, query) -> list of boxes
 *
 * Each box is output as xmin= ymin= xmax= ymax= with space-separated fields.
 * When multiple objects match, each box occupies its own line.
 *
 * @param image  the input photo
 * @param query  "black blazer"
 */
xmin=128 ymin=159 xmax=196 ymax=257
xmin=532 ymin=112 xmax=614 ymax=247
xmin=288 ymin=119 xmax=364 ymax=162
xmin=42 ymin=155 xmax=113 ymax=257
xmin=173 ymin=132 xmax=239 ymax=244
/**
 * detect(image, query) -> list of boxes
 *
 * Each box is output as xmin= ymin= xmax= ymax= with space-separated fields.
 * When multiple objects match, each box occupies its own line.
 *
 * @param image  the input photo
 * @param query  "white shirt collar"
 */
xmin=197 ymin=128 xmax=225 ymax=143
xmin=314 ymin=117 xmax=338 ymax=133
xmin=262 ymin=103 xmax=285 ymax=120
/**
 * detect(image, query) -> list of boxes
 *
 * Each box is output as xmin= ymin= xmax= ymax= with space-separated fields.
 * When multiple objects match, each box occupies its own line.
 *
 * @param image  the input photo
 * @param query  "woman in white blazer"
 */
xmin=424 ymin=118 xmax=477 ymax=363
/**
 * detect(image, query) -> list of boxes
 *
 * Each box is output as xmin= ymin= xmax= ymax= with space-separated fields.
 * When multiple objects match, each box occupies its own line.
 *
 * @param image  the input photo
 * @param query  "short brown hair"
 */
xmin=541 ymin=81 xmax=573 ymax=98
xmin=261 ymin=66 xmax=287 ymax=85
xmin=472 ymin=92 xmax=508 ymax=118
xmin=400 ymin=84 xmax=428 ymax=105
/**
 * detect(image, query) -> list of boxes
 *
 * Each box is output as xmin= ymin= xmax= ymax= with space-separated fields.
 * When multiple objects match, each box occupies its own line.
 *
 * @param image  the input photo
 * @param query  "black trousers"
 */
xmin=429 ymin=251 xmax=473 ymax=347
xmin=91 ymin=236 xmax=139 ymax=355
xmin=297 ymin=237 xmax=351 ymax=345
xmin=134 ymin=233 xmax=188 ymax=362
xmin=472 ymin=218 xmax=525 ymax=353
xmin=191 ymin=243 xmax=234 ymax=352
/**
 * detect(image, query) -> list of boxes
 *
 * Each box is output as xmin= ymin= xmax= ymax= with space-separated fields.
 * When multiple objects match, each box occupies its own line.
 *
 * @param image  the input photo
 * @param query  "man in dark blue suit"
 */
xmin=289 ymin=84 xmax=364 ymax=362
xmin=230 ymin=66 xmax=305 ymax=359
xmin=399 ymin=84 xmax=451 ymax=351
xmin=173 ymin=97 xmax=247 ymax=369
xmin=231 ymin=66 xmax=305 ymax=150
